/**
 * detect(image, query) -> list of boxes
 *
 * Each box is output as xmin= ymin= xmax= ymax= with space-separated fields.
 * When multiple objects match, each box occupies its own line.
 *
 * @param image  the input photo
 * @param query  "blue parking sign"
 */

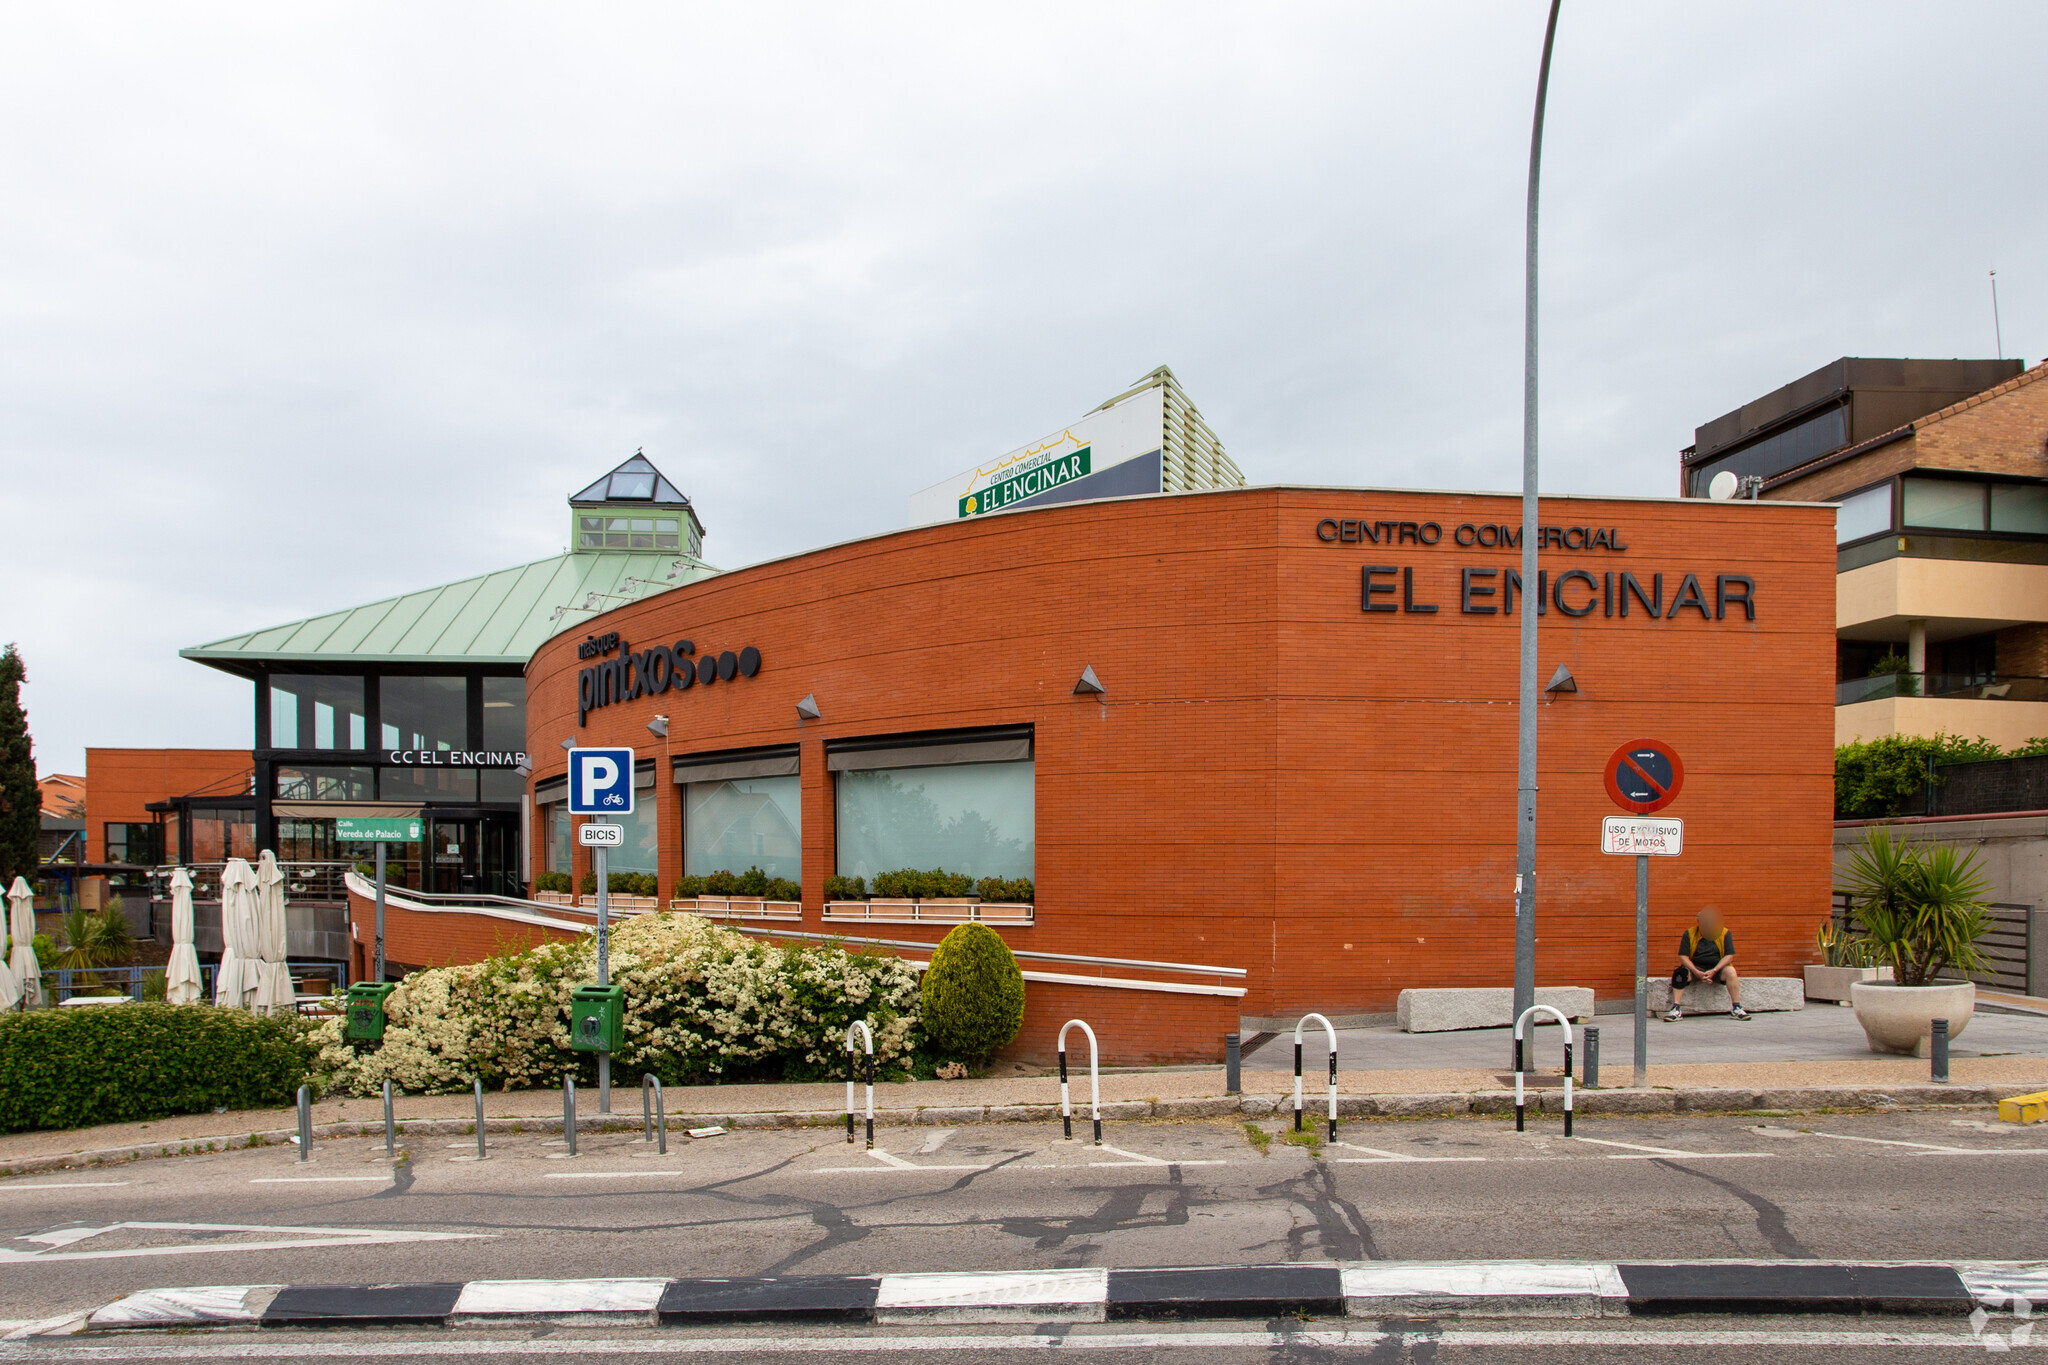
xmin=567 ymin=747 xmax=635 ymax=814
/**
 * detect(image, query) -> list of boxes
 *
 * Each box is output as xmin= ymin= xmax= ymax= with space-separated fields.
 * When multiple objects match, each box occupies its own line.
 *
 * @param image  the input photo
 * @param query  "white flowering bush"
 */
xmin=311 ymin=913 xmax=925 ymax=1096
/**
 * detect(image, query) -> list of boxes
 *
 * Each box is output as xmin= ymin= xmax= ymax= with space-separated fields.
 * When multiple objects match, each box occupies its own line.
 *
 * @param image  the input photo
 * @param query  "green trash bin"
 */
xmin=570 ymin=984 xmax=624 ymax=1054
xmin=345 ymin=982 xmax=397 ymax=1042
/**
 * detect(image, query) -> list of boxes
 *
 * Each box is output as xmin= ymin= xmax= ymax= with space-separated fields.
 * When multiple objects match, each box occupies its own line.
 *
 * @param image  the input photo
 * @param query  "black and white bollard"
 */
xmin=845 ymin=1020 xmax=874 ymax=1148
xmin=1293 ymin=1013 xmax=1339 ymax=1142
xmin=1058 ymin=1019 xmax=1102 ymax=1145
xmin=1931 ymin=1018 xmax=1949 ymax=1084
xmin=1583 ymin=1026 xmax=1600 ymax=1090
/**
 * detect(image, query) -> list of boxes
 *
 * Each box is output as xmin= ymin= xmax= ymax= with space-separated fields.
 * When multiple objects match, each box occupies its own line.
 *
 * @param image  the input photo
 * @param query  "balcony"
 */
xmin=1836 ymin=673 xmax=2048 ymax=748
xmin=1836 ymin=673 xmax=2048 ymax=706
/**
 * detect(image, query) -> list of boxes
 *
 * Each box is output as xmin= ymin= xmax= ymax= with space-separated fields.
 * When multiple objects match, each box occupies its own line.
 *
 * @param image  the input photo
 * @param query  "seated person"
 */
xmin=1665 ymin=907 xmax=1748 ymax=1021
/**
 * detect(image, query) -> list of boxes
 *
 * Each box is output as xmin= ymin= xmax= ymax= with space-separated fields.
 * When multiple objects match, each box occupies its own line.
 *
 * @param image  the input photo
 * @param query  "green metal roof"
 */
xmin=181 ymin=550 xmax=720 ymax=677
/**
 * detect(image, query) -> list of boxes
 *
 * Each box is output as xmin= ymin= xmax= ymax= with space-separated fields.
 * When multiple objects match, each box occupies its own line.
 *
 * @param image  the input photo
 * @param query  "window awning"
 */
xmin=672 ymin=745 xmax=800 ymax=785
xmin=827 ymin=726 xmax=1032 ymax=773
xmin=272 ymin=802 xmax=424 ymax=819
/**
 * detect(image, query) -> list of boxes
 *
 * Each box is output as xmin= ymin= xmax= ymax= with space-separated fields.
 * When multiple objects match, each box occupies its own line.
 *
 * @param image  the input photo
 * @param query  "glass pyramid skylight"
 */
xmin=571 ymin=451 xmax=692 ymax=507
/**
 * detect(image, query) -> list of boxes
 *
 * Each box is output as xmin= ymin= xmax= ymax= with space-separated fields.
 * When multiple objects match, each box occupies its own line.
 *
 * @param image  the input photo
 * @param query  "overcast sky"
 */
xmin=4 ymin=3 xmax=2041 ymax=774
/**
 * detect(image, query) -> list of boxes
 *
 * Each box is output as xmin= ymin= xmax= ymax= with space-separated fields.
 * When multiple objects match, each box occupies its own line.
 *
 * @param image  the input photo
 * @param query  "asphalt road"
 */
xmin=0 ymin=1108 xmax=2039 ymax=1357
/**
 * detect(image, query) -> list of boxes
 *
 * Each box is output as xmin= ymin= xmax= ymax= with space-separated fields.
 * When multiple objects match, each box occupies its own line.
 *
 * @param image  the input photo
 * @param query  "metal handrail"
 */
xmin=728 ymin=927 xmax=1245 ymax=979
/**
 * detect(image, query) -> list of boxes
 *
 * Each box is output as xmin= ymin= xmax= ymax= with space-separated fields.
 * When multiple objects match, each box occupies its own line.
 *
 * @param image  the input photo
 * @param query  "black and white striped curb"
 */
xmin=80 ymin=1261 xmax=2048 ymax=1330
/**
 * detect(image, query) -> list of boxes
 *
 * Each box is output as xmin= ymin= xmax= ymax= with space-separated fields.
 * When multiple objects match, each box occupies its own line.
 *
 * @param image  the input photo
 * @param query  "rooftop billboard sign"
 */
xmin=909 ymin=384 xmax=1166 ymax=525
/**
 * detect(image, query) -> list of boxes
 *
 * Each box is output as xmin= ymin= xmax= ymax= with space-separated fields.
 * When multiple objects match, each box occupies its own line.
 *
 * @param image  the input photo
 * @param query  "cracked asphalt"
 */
xmin=0 ymin=1108 xmax=2040 ymax=1327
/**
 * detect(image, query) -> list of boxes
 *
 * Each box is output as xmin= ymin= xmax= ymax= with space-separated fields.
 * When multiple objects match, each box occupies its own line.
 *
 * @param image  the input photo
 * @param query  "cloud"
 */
xmin=1 ymin=2 xmax=2041 ymax=769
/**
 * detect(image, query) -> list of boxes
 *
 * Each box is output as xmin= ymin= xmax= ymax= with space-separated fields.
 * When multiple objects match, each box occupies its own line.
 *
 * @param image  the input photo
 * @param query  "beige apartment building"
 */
xmin=1682 ymin=357 xmax=2048 ymax=748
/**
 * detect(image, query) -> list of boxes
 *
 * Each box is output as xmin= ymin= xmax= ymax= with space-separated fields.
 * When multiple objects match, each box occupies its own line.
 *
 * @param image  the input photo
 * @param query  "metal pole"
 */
xmin=1225 ymin=1032 xmax=1241 ymax=1096
xmin=1512 ymin=0 xmax=1563 ymax=1067
xmin=296 ymin=1084 xmax=312 ymax=1163
xmin=382 ymin=1078 xmax=395 ymax=1157
xmin=1583 ymin=1025 xmax=1599 ymax=1088
xmin=1634 ymin=852 xmax=1648 ymax=1088
xmin=1930 ymin=1018 xmax=1949 ymax=1084
xmin=473 ymin=1077 xmax=486 ymax=1159
xmin=373 ymin=840 xmax=387 ymax=983
xmin=596 ymin=839 xmax=610 ymax=1113
xmin=565 ymin=1076 xmax=578 ymax=1155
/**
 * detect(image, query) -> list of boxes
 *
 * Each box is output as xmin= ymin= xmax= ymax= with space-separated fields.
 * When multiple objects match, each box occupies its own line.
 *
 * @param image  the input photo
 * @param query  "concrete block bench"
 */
xmin=1396 ymin=987 xmax=1594 ymax=1033
xmin=1647 ymin=976 xmax=1804 ymax=1015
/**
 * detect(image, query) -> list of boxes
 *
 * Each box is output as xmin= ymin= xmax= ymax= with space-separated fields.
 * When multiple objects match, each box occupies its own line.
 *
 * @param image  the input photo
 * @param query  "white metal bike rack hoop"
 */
xmin=1512 ymin=1004 xmax=1575 ymax=1136
xmin=1058 ymin=1019 xmax=1101 ymax=1145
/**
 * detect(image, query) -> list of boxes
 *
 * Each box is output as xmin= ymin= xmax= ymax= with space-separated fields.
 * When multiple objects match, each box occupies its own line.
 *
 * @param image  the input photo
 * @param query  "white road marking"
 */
xmin=251 ymin=1178 xmax=389 ymax=1184
xmin=0 ymin=1326 xmax=2006 ymax=1356
xmin=1332 ymin=1142 xmax=1485 ymax=1163
xmin=1087 ymin=1144 xmax=1225 ymax=1168
xmin=0 ymin=1221 xmax=483 ymax=1264
xmin=0 ymin=1181 xmax=130 ymax=1190
xmin=1569 ymin=1137 xmax=1775 ymax=1161
xmin=1806 ymin=1130 xmax=2009 ymax=1155
xmin=542 ymin=1170 xmax=699 ymax=1180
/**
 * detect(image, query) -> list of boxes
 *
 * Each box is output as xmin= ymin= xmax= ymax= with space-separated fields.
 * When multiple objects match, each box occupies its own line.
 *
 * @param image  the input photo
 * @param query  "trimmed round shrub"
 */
xmin=919 ymin=923 xmax=1025 ymax=1060
xmin=0 ymin=1004 xmax=315 ymax=1134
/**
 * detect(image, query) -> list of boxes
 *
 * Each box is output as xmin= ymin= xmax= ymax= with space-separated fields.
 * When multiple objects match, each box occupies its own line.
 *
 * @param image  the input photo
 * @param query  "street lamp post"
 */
xmin=1513 ymin=0 xmax=1563 ymax=1058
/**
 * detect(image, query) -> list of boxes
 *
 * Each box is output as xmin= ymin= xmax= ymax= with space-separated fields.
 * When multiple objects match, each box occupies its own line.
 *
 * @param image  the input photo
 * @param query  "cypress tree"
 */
xmin=0 ymin=645 xmax=36 ymax=886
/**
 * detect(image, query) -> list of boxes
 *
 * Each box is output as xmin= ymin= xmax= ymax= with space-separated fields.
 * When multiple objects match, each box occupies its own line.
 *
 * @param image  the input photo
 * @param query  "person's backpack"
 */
xmin=1683 ymin=927 xmax=1729 ymax=958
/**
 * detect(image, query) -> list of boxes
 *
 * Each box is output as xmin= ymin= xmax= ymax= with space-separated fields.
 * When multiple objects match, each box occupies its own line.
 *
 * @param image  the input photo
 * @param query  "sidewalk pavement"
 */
xmin=3 ymin=1041 xmax=2044 ymax=1177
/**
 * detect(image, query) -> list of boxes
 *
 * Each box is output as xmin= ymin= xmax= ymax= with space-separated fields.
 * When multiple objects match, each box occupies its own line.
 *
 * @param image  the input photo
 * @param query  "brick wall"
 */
xmin=511 ymin=485 xmax=1836 ymax=1061
xmin=1998 ymin=624 xmax=2048 ymax=678
xmin=84 ymin=748 xmax=252 ymax=863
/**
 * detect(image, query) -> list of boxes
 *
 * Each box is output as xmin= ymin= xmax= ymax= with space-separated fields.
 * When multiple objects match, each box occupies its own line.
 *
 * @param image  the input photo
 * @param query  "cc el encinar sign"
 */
xmin=1604 ymin=739 xmax=1683 ymax=815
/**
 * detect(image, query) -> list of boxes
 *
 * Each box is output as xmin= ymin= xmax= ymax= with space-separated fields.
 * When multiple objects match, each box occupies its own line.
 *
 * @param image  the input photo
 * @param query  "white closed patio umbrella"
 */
xmin=6 ymin=876 xmax=37 ymax=1009
xmin=214 ymin=858 xmax=260 ymax=1008
xmin=164 ymin=868 xmax=203 ymax=1006
xmin=251 ymin=851 xmax=293 ymax=1012
xmin=0 ymin=896 xmax=19 ymax=1012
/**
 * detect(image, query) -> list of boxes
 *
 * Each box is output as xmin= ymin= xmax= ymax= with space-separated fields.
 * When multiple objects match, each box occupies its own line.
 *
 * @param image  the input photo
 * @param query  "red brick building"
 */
xmin=506 ymin=485 xmax=1837 ymax=1059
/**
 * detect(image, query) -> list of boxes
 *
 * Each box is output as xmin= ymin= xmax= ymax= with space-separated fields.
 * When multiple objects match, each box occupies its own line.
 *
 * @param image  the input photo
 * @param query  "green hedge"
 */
xmin=0 ymin=1005 xmax=315 ymax=1134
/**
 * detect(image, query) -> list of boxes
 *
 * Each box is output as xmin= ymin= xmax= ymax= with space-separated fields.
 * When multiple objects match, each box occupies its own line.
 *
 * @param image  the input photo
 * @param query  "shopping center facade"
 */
xmin=516 ymin=484 xmax=1836 ymax=1055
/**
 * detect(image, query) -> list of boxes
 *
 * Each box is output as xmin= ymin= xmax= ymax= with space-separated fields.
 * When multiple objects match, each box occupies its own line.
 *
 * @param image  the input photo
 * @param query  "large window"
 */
xmin=606 ymin=789 xmax=660 ymax=878
xmin=270 ymin=674 xmax=367 ymax=750
xmin=578 ymin=515 xmax=682 ymax=551
xmin=481 ymin=677 xmax=526 ymax=750
xmin=1902 ymin=476 xmax=1985 ymax=530
xmin=834 ymin=737 xmax=1034 ymax=882
xmin=103 ymin=822 xmax=163 ymax=865
xmin=380 ymin=676 xmax=467 ymax=751
xmin=1833 ymin=484 xmax=1893 ymax=545
xmin=1689 ymin=404 xmax=1848 ymax=494
xmin=1992 ymin=483 xmax=2048 ymax=534
xmin=547 ymin=803 xmax=571 ymax=874
xmin=380 ymin=767 xmax=479 ymax=803
xmin=188 ymin=807 xmax=256 ymax=862
xmin=276 ymin=765 xmax=376 ymax=801
xmin=684 ymin=776 xmax=801 ymax=882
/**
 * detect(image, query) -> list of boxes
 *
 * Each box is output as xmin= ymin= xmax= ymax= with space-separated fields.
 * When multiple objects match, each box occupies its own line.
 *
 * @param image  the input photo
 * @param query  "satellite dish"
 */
xmin=1707 ymin=470 xmax=1740 ymax=501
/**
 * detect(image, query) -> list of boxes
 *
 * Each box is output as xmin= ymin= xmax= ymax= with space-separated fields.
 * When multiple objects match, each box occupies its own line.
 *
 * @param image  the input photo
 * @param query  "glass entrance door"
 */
xmin=479 ymin=814 xmax=520 ymax=897
xmin=426 ymin=817 xmax=476 ymax=894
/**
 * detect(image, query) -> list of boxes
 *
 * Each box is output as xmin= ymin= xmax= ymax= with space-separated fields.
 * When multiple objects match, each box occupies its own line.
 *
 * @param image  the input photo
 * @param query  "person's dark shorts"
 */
xmin=1673 ymin=963 xmax=1730 ymax=989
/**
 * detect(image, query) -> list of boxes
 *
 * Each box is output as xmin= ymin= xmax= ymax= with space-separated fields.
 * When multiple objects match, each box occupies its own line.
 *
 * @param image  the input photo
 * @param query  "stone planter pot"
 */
xmin=1850 ymin=980 xmax=1975 ymax=1057
xmin=1802 ymin=964 xmax=1892 ymax=1004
